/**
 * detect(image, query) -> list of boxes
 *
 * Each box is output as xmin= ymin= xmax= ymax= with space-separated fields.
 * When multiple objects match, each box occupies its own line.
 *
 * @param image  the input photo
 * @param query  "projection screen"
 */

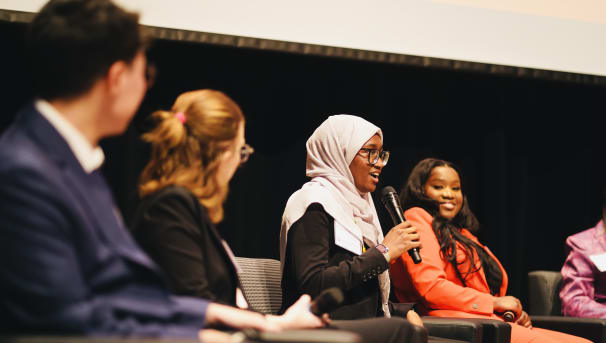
xmin=1 ymin=0 xmax=605 ymax=82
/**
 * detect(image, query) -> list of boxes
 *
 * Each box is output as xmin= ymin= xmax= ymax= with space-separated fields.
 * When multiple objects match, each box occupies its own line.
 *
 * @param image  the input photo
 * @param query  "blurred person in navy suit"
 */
xmin=0 ymin=0 xmax=322 ymax=340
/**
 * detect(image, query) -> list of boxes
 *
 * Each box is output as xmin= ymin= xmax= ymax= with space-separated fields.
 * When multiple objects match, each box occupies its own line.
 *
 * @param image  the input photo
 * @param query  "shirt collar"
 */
xmin=35 ymin=99 xmax=105 ymax=173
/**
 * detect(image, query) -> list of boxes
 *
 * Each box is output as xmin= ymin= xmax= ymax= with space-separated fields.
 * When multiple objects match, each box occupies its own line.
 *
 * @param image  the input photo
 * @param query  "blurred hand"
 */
xmin=382 ymin=221 xmax=422 ymax=261
xmin=493 ymin=296 xmax=522 ymax=317
xmin=406 ymin=310 xmax=424 ymax=327
xmin=268 ymin=294 xmax=325 ymax=330
xmin=515 ymin=311 xmax=532 ymax=328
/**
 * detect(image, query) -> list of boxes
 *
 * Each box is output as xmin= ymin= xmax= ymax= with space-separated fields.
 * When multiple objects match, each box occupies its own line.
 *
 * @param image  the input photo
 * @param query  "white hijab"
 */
xmin=280 ymin=114 xmax=391 ymax=317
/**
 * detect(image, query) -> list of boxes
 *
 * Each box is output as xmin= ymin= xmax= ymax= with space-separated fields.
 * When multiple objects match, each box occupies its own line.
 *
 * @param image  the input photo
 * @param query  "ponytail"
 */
xmin=139 ymin=89 xmax=244 ymax=223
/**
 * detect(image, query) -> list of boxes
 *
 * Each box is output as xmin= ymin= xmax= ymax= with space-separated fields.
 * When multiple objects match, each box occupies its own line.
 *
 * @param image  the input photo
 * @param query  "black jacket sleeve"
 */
xmin=133 ymin=189 xmax=220 ymax=301
xmin=283 ymin=203 xmax=389 ymax=319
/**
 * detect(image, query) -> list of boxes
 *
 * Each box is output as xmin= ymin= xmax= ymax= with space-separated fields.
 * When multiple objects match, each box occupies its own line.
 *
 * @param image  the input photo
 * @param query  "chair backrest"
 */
xmin=528 ymin=270 xmax=563 ymax=316
xmin=235 ymin=256 xmax=283 ymax=315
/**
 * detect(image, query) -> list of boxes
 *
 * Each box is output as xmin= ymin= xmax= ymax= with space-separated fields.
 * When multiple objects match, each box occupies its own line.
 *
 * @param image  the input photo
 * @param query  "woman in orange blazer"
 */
xmin=389 ymin=158 xmax=590 ymax=343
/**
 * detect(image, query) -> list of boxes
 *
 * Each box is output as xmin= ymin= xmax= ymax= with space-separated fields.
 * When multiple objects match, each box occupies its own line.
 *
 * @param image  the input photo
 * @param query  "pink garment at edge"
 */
xmin=560 ymin=220 xmax=606 ymax=318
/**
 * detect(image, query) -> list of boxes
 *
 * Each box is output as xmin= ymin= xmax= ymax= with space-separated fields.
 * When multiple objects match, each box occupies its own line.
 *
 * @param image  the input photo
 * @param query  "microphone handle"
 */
xmin=409 ymin=247 xmax=422 ymax=264
xmin=384 ymin=194 xmax=422 ymax=264
xmin=391 ymin=206 xmax=405 ymax=223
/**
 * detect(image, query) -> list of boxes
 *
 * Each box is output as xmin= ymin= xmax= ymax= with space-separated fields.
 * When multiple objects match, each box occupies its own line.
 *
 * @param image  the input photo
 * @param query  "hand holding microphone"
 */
xmin=273 ymin=292 xmax=332 ymax=330
xmin=514 ymin=310 xmax=532 ymax=328
xmin=501 ymin=308 xmax=532 ymax=328
xmin=237 ymin=289 xmax=344 ymax=342
xmin=493 ymin=296 xmax=522 ymax=323
xmin=381 ymin=222 xmax=422 ymax=262
xmin=310 ymin=287 xmax=344 ymax=316
xmin=381 ymin=186 xmax=422 ymax=264
xmin=502 ymin=311 xmax=515 ymax=322
xmin=502 ymin=310 xmax=532 ymax=328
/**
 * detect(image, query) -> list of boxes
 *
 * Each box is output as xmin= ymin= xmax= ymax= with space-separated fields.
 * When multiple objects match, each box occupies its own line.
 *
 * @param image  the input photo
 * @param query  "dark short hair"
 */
xmin=28 ymin=0 xmax=148 ymax=100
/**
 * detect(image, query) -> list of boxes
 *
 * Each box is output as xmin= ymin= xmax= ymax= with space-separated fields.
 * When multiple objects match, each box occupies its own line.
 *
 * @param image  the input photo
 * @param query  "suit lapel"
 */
xmin=200 ymin=208 xmax=239 ymax=280
xmin=20 ymin=103 xmax=75 ymax=170
xmin=469 ymin=249 xmax=491 ymax=293
xmin=482 ymin=244 xmax=508 ymax=296
xmin=64 ymin=168 xmax=158 ymax=271
xmin=205 ymin=224 xmax=248 ymax=303
xmin=459 ymin=230 xmax=496 ymax=294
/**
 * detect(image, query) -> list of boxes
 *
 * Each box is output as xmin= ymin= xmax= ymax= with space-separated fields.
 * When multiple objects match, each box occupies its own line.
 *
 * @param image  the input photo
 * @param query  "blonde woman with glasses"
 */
xmin=131 ymin=89 xmax=323 ymax=333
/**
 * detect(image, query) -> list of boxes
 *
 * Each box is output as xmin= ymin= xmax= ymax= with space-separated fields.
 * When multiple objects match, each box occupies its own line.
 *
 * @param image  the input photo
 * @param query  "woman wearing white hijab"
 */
xmin=280 ymin=115 xmax=432 ymax=343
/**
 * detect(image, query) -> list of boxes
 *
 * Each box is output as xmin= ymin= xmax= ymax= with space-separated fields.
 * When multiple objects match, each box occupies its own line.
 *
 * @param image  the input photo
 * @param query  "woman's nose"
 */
xmin=442 ymin=189 xmax=454 ymax=199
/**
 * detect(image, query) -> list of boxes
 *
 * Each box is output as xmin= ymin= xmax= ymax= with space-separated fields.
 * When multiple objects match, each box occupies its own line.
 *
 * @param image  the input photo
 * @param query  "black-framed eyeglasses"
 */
xmin=240 ymin=144 xmax=254 ymax=165
xmin=359 ymin=148 xmax=390 ymax=166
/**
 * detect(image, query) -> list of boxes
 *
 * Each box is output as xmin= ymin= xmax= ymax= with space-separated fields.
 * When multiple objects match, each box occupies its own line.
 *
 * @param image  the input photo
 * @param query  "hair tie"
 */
xmin=174 ymin=112 xmax=186 ymax=124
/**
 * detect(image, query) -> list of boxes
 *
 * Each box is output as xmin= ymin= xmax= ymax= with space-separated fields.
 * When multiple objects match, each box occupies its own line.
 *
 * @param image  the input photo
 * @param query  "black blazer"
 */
xmin=281 ymin=203 xmax=391 ymax=320
xmin=131 ymin=185 xmax=241 ymax=307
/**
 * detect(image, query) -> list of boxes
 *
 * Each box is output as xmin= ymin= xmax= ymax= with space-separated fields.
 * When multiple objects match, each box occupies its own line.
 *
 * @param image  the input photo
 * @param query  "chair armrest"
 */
xmin=422 ymin=317 xmax=483 ymax=343
xmin=451 ymin=318 xmax=511 ymax=343
xmin=240 ymin=329 xmax=362 ymax=343
xmin=532 ymin=315 xmax=606 ymax=343
xmin=388 ymin=301 xmax=415 ymax=317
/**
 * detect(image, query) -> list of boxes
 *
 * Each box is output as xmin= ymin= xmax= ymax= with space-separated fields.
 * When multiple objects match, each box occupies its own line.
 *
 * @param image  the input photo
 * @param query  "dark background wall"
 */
xmin=2 ymin=21 xmax=605 ymax=307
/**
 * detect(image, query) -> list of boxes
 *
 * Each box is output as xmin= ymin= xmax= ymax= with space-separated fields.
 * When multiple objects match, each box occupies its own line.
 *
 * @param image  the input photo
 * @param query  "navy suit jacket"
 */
xmin=0 ymin=104 xmax=209 ymax=338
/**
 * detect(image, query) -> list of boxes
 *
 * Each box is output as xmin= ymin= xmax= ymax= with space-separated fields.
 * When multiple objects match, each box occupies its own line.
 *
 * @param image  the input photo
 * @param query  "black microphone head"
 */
xmin=381 ymin=186 xmax=400 ymax=209
xmin=381 ymin=186 xmax=397 ymax=198
xmin=503 ymin=311 xmax=515 ymax=322
xmin=324 ymin=287 xmax=344 ymax=304
xmin=310 ymin=287 xmax=344 ymax=315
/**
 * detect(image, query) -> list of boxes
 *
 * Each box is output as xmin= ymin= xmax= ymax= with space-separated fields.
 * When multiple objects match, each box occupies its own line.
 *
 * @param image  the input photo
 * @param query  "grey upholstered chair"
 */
xmin=235 ymin=257 xmax=283 ymax=314
xmin=528 ymin=270 xmax=563 ymax=316
xmin=528 ymin=270 xmax=606 ymax=343
xmin=234 ymin=256 xmax=361 ymax=343
xmin=234 ymin=256 xmax=513 ymax=343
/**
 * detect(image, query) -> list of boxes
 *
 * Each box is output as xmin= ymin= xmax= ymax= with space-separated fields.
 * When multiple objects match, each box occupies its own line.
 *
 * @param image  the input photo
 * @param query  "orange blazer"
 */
xmin=390 ymin=207 xmax=507 ymax=319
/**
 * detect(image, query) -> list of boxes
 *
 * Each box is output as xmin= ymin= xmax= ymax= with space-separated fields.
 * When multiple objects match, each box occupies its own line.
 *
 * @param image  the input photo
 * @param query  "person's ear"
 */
xmin=105 ymin=60 xmax=129 ymax=95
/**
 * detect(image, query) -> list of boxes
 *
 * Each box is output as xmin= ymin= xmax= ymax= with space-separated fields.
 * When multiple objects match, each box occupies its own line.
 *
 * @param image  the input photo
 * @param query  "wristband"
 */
xmin=376 ymin=244 xmax=390 ymax=262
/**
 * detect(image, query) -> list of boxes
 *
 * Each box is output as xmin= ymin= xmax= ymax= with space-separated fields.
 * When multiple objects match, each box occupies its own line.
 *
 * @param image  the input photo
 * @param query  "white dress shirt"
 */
xmin=35 ymin=99 xmax=105 ymax=173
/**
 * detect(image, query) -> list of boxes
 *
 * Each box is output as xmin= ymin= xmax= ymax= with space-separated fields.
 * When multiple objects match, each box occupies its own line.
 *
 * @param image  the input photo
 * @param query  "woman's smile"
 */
xmin=440 ymin=202 xmax=455 ymax=210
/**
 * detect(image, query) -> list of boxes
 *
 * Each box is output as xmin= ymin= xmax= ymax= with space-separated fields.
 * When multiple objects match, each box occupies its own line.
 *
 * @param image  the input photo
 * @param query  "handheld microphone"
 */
xmin=310 ymin=287 xmax=344 ymax=316
xmin=503 ymin=311 xmax=515 ymax=322
xmin=381 ymin=186 xmax=422 ymax=264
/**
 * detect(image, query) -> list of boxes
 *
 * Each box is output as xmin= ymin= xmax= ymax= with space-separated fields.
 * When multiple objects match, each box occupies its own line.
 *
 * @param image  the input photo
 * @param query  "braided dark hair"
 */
xmin=400 ymin=158 xmax=502 ymax=295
